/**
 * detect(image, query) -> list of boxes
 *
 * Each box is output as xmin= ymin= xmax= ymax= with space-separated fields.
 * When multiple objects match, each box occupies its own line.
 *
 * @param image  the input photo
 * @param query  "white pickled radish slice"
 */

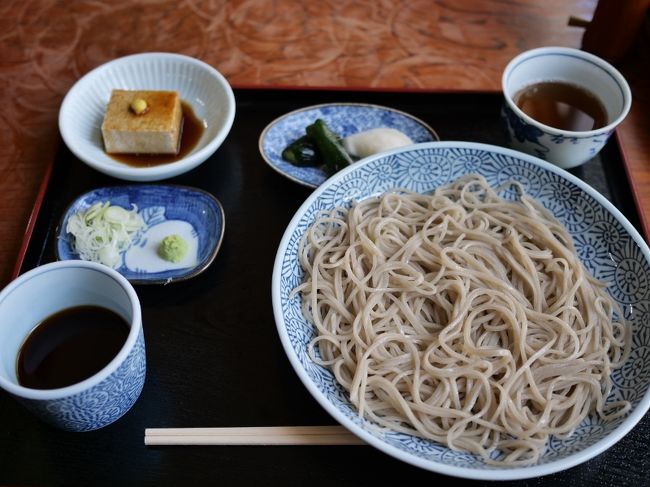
xmin=342 ymin=127 xmax=413 ymax=158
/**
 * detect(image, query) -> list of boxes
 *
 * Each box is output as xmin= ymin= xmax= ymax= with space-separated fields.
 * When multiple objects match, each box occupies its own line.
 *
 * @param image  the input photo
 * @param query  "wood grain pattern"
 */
xmin=3 ymin=0 xmax=649 ymax=287
xmin=615 ymin=30 xmax=650 ymax=239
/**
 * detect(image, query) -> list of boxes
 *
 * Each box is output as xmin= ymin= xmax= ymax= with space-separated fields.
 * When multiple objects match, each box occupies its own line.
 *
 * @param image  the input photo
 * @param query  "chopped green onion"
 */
xmin=66 ymin=201 xmax=146 ymax=268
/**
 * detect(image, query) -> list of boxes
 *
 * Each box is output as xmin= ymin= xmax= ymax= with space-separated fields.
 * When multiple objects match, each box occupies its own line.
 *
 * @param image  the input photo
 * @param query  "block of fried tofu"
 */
xmin=101 ymin=90 xmax=182 ymax=154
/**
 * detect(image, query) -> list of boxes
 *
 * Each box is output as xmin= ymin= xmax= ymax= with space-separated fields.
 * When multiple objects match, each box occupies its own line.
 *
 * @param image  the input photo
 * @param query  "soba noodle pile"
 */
xmin=295 ymin=174 xmax=630 ymax=465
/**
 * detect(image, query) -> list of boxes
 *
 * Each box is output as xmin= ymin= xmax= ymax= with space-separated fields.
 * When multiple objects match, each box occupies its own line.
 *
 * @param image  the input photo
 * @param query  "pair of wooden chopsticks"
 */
xmin=144 ymin=425 xmax=365 ymax=446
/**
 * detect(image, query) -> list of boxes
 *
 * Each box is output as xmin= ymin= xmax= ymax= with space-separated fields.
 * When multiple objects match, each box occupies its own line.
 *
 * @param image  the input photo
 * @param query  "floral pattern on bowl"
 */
xmin=272 ymin=141 xmax=650 ymax=480
xmin=501 ymin=104 xmax=611 ymax=162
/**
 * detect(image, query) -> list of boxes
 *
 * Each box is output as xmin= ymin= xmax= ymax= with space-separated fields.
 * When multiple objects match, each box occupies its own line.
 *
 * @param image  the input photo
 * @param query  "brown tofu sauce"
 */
xmin=108 ymin=101 xmax=205 ymax=167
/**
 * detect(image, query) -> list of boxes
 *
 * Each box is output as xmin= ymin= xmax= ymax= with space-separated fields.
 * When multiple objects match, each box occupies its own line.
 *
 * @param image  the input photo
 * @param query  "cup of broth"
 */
xmin=0 ymin=260 xmax=145 ymax=431
xmin=501 ymin=46 xmax=631 ymax=169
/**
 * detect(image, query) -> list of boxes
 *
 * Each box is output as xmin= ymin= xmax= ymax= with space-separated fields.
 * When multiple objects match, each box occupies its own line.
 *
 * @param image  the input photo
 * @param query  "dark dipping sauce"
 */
xmin=514 ymin=81 xmax=608 ymax=132
xmin=17 ymin=305 xmax=130 ymax=390
xmin=109 ymin=101 xmax=204 ymax=168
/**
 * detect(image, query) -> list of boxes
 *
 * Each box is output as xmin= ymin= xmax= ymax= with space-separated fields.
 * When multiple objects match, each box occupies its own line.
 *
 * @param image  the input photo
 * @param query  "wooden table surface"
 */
xmin=1 ymin=0 xmax=649 ymax=287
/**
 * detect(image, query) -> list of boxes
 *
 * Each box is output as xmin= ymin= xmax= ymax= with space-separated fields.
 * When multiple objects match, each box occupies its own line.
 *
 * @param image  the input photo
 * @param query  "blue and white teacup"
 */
xmin=501 ymin=46 xmax=631 ymax=169
xmin=0 ymin=260 xmax=145 ymax=431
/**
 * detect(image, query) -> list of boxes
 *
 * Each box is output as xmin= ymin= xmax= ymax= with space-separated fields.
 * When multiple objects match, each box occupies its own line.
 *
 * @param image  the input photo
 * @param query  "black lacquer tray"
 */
xmin=2 ymin=88 xmax=647 ymax=486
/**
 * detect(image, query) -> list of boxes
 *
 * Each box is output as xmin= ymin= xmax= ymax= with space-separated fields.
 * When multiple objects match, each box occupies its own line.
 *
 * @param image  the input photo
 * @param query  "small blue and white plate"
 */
xmin=259 ymin=103 xmax=439 ymax=188
xmin=56 ymin=185 xmax=225 ymax=284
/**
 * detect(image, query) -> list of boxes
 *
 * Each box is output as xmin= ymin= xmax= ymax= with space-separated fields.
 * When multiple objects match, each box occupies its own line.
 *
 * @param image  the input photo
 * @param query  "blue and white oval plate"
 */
xmin=272 ymin=141 xmax=650 ymax=480
xmin=57 ymin=185 xmax=225 ymax=284
xmin=259 ymin=103 xmax=439 ymax=188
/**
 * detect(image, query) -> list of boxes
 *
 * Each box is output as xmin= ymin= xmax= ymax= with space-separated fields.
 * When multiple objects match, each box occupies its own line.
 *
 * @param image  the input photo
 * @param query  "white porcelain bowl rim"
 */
xmin=58 ymin=52 xmax=236 ymax=181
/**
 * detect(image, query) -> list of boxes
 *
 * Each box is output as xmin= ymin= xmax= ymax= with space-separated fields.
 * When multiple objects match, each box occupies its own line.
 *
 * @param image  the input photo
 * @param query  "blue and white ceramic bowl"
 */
xmin=57 ymin=185 xmax=225 ymax=284
xmin=501 ymin=47 xmax=631 ymax=169
xmin=259 ymin=103 xmax=439 ymax=188
xmin=272 ymin=141 xmax=650 ymax=480
xmin=0 ymin=260 xmax=145 ymax=431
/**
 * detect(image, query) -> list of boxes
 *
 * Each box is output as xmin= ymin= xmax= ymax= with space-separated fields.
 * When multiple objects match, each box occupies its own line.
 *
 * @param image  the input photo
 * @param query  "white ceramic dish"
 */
xmin=59 ymin=52 xmax=236 ymax=181
xmin=272 ymin=141 xmax=650 ymax=480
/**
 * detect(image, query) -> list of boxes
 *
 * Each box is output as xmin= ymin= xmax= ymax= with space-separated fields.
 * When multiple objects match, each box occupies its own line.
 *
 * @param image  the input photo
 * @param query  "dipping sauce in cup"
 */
xmin=514 ymin=81 xmax=608 ymax=132
xmin=16 ymin=305 xmax=130 ymax=390
xmin=501 ymin=46 xmax=631 ymax=169
xmin=0 ymin=260 xmax=145 ymax=432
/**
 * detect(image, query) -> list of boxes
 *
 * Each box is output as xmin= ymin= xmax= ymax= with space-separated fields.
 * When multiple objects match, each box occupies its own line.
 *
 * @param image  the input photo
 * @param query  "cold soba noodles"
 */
xmin=294 ymin=175 xmax=630 ymax=465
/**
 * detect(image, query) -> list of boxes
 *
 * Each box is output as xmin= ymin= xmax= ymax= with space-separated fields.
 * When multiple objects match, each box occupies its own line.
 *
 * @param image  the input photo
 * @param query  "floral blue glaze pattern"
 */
xmin=259 ymin=103 xmax=439 ymax=188
xmin=57 ymin=185 xmax=225 ymax=284
xmin=501 ymin=104 xmax=613 ymax=164
xmin=15 ymin=328 xmax=146 ymax=432
xmin=273 ymin=141 xmax=650 ymax=479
